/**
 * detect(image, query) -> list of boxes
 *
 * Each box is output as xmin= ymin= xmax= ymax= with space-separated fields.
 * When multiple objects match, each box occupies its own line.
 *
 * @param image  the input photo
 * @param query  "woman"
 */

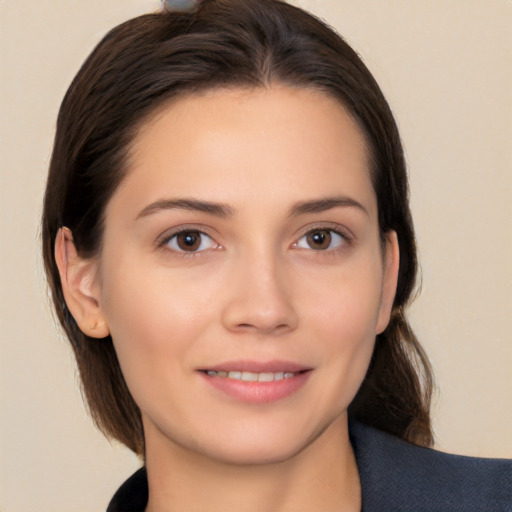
xmin=42 ymin=0 xmax=511 ymax=510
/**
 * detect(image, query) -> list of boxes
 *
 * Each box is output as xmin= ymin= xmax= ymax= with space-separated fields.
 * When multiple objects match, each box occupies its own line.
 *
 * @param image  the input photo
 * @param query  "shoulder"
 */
xmin=350 ymin=421 xmax=512 ymax=512
xmin=106 ymin=467 xmax=148 ymax=512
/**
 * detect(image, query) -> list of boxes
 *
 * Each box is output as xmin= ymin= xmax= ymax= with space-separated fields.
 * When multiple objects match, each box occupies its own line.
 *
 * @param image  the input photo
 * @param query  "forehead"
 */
xmin=111 ymin=85 xmax=376 ymax=219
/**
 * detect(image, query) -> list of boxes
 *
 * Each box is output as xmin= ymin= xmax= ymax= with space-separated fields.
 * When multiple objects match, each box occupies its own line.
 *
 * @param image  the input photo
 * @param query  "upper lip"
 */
xmin=199 ymin=360 xmax=312 ymax=373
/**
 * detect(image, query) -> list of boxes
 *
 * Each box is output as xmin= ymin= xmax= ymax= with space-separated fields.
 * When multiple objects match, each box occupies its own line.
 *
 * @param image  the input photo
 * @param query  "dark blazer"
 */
xmin=107 ymin=421 xmax=512 ymax=511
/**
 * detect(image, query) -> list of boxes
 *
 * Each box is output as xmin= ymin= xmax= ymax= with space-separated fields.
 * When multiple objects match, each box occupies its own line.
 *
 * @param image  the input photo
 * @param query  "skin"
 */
xmin=56 ymin=86 xmax=399 ymax=512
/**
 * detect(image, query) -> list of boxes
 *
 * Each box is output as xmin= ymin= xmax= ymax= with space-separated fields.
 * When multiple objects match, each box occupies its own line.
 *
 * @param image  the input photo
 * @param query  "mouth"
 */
xmin=197 ymin=361 xmax=312 ymax=403
xmin=200 ymin=369 xmax=309 ymax=382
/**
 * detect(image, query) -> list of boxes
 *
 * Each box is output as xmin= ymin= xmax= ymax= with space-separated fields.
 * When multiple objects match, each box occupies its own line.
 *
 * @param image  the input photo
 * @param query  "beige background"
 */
xmin=1 ymin=1 xmax=511 ymax=511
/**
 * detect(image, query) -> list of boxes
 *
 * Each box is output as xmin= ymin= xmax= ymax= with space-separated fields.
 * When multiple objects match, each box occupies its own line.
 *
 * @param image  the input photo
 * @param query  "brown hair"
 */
xmin=42 ymin=0 xmax=434 ymax=455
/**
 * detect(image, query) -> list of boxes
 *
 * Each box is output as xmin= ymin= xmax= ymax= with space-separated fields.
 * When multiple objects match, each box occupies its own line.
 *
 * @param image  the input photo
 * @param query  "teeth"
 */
xmin=207 ymin=370 xmax=298 ymax=381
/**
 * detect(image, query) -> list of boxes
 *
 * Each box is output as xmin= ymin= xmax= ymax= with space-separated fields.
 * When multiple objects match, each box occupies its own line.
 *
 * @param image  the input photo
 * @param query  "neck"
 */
xmin=144 ymin=416 xmax=361 ymax=512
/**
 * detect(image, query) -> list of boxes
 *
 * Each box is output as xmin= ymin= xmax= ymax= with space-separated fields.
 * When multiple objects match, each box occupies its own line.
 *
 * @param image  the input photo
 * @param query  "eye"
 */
xmin=295 ymin=229 xmax=346 ymax=251
xmin=165 ymin=230 xmax=217 ymax=253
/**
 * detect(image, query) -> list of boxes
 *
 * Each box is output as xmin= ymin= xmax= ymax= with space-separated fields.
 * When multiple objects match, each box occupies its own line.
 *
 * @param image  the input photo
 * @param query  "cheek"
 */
xmin=299 ymin=252 xmax=383 ymax=399
xmin=314 ymin=285 xmax=378 ymax=383
xmin=304 ymin=251 xmax=384 ymax=343
xmin=101 ymin=248 xmax=218 ymax=337
xmin=98 ymin=257 xmax=218 ymax=399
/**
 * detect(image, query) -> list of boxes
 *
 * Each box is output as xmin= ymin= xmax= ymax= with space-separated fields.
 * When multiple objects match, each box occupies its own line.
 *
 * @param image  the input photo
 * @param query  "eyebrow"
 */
xmin=136 ymin=195 xmax=368 ymax=220
xmin=136 ymin=198 xmax=235 ymax=219
xmin=289 ymin=196 xmax=369 ymax=217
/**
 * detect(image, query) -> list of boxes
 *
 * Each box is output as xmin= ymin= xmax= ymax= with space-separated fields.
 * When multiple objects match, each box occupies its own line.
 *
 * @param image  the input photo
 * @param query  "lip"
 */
xmin=197 ymin=360 xmax=313 ymax=404
xmin=202 ymin=359 xmax=311 ymax=373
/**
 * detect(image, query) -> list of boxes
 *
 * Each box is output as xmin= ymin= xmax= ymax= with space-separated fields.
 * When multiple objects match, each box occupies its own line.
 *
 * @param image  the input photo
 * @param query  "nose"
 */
xmin=221 ymin=251 xmax=299 ymax=336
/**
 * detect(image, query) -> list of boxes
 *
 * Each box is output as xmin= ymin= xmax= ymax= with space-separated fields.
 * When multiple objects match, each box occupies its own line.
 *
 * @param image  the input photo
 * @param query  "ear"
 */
xmin=54 ymin=227 xmax=110 ymax=338
xmin=375 ymin=230 xmax=400 ymax=334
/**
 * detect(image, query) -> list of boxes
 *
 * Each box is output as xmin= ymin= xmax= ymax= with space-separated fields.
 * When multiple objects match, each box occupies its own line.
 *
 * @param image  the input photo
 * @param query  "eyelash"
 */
xmin=157 ymin=224 xmax=353 ymax=257
xmin=158 ymin=227 xmax=220 ymax=258
xmin=294 ymin=226 xmax=352 ymax=252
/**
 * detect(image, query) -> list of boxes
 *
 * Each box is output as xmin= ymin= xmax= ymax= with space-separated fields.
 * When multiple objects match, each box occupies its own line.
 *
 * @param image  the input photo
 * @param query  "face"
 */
xmin=77 ymin=86 xmax=398 ymax=464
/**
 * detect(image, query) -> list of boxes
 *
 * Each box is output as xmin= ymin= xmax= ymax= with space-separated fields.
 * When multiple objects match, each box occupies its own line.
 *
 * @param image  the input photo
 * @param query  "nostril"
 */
xmin=233 ymin=322 xmax=294 ymax=336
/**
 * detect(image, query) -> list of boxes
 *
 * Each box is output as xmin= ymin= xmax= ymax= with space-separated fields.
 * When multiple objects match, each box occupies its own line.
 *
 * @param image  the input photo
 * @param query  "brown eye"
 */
xmin=295 ymin=229 xmax=346 ymax=251
xmin=306 ymin=230 xmax=332 ymax=250
xmin=166 ymin=230 xmax=215 ymax=252
xmin=176 ymin=231 xmax=201 ymax=251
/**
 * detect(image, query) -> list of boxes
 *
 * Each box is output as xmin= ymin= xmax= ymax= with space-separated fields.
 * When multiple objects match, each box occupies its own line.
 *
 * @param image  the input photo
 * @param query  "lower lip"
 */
xmin=199 ymin=371 xmax=311 ymax=404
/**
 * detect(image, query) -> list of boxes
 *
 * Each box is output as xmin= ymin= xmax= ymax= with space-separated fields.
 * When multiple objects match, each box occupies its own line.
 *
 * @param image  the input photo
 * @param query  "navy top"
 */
xmin=107 ymin=422 xmax=512 ymax=511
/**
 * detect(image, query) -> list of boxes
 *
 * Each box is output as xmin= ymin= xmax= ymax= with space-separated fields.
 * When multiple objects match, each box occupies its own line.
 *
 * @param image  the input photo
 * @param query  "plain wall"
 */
xmin=1 ymin=1 xmax=511 ymax=511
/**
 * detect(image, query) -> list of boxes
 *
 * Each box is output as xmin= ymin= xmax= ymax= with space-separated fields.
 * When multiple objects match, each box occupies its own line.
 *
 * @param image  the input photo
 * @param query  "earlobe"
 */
xmin=375 ymin=230 xmax=400 ymax=334
xmin=54 ymin=227 xmax=110 ymax=338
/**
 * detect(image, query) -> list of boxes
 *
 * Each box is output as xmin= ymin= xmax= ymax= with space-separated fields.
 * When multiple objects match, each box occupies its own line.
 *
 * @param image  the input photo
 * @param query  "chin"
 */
xmin=200 ymin=437 xmax=313 ymax=466
xmin=194 ymin=417 xmax=339 ymax=467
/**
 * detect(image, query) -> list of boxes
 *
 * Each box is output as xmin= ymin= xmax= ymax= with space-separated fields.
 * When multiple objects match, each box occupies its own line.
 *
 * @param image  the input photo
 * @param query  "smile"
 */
xmin=204 ymin=370 xmax=300 ymax=382
xmin=198 ymin=362 xmax=312 ymax=403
